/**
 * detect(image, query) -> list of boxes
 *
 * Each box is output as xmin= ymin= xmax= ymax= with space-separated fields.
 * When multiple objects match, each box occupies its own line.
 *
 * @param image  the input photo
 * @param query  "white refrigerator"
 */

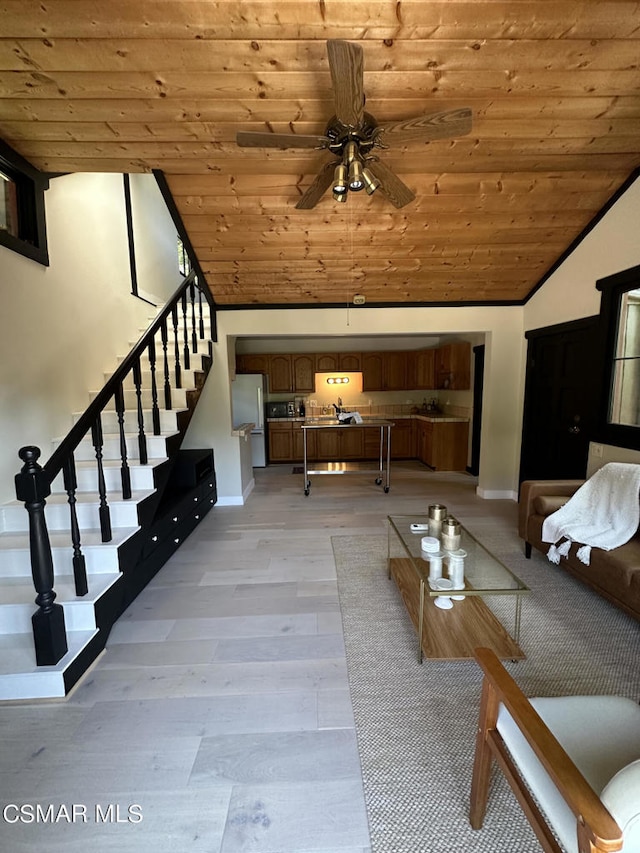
xmin=231 ymin=373 xmax=268 ymax=467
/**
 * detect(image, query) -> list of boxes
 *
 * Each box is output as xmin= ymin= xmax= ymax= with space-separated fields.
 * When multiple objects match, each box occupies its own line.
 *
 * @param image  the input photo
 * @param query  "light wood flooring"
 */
xmin=0 ymin=461 xmax=517 ymax=853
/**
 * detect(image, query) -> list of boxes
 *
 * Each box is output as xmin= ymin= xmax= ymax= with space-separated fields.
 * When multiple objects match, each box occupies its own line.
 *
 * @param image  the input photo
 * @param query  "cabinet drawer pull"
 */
xmin=151 ymin=535 xmax=158 ymax=542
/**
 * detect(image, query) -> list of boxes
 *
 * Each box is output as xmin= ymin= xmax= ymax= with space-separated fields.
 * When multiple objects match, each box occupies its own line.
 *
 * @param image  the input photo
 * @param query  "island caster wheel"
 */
xmin=384 ymin=486 xmax=390 ymax=493
xmin=375 ymin=477 xmax=382 ymax=485
xmin=304 ymin=487 xmax=310 ymax=496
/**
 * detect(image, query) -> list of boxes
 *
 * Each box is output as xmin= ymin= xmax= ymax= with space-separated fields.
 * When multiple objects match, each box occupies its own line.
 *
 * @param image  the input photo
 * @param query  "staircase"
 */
xmin=0 ymin=275 xmax=216 ymax=701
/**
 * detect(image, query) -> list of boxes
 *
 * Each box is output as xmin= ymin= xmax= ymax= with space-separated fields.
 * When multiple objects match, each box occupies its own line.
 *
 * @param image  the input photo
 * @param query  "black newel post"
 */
xmin=15 ymin=447 xmax=68 ymax=665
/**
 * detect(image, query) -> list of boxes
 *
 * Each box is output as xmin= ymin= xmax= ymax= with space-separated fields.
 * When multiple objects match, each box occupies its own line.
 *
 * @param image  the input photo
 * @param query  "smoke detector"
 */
xmin=353 ymin=294 xmax=366 ymax=305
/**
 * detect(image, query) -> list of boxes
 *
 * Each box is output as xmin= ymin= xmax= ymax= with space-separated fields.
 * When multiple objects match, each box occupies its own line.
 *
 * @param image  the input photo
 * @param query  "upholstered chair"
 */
xmin=470 ymin=647 xmax=640 ymax=853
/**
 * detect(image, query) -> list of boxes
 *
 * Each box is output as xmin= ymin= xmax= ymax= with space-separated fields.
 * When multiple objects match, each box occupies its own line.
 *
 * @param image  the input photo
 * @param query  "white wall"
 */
xmin=0 ymin=172 xmax=180 ymax=506
xmin=524 ymin=176 xmax=640 ymax=331
xmin=129 ymin=173 xmax=183 ymax=304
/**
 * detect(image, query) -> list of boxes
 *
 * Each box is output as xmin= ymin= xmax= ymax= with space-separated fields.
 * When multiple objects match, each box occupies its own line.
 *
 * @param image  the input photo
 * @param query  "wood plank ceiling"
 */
xmin=1 ymin=1 xmax=640 ymax=307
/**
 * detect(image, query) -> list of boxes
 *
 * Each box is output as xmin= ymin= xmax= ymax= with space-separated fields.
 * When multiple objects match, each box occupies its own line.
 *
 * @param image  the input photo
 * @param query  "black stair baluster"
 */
xmin=190 ymin=280 xmax=198 ymax=354
xmin=172 ymin=304 xmax=182 ymax=388
xmin=91 ymin=414 xmax=112 ymax=543
xmin=181 ymin=292 xmax=191 ymax=370
xmin=62 ymin=454 xmax=88 ymax=597
xmin=148 ymin=336 xmax=161 ymax=435
xmin=161 ymin=318 xmax=172 ymax=410
xmin=133 ymin=358 xmax=148 ymax=465
xmin=115 ymin=381 xmax=132 ymax=500
xmin=197 ymin=284 xmax=205 ymax=341
xmin=15 ymin=446 xmax=68 ymax=665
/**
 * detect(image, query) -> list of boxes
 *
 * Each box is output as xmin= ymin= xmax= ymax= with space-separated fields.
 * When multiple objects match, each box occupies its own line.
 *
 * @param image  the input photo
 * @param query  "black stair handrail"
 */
xmin=15 ymin=271 xmax=215 ymax=667
xmin=44 ymin=271 xmax=206 ymax=482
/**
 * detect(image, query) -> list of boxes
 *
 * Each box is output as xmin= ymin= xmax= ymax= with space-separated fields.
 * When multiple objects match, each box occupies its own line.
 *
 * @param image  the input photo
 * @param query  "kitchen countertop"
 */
xmin=267 ymin=414 xmax=469 ymax=424
xmin=301 ymin=419 xmax=395 ymax=428
xmin=231 ymin=422 xmax=255 ymax=437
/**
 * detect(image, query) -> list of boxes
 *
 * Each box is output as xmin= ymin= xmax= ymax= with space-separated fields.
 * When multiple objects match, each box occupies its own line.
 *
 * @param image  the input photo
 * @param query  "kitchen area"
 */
xmin=230 ymin=337 xmax=477 ymax=475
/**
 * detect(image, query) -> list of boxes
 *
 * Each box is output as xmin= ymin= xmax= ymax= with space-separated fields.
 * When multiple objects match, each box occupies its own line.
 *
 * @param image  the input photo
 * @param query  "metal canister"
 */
xmin=441 ymin=517 xmax=461 ymax=552
xmin=428 ymin=504 xmax=448 ymax=536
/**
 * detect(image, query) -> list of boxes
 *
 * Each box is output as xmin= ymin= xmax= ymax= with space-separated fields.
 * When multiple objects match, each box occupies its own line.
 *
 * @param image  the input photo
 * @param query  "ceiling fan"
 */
xmin=236 ymin=39 xmax=472 ymax=210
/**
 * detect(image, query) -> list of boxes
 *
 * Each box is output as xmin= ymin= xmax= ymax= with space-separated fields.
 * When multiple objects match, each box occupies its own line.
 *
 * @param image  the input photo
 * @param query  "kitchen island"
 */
xmin=301 ymin=419 xmax=394 ymax=495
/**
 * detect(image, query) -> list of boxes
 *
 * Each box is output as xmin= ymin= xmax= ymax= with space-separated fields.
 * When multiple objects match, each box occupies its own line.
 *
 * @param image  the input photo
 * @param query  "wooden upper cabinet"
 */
xmin=237 ymin=353 xmax=269 ymax=374
xmin=269 ymin=354 xmax=293 ymax=393
xmin=339 ymin=352 xmax=361 ymax=371
xmin=384 ymin=351 xmax=408 ymax=390
xmin=237 ymin=344 xmax=467 ymax=393
xmin=412 ymin=349 xmax=436 ymax=390
xmin=362 ymin=352 xmax=384 ymax=391
xmin=292 ymin=353 xmax=315 ymax=393
xmin=436 ymin=342 xmax=471 ymax=390
xmin=315 ymin=353 xmax=339 ymax=371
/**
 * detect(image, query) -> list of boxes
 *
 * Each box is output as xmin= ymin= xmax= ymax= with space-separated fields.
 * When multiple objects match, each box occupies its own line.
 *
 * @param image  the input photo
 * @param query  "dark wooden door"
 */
xmin=519 ymin=317 xmax=604 ymax=482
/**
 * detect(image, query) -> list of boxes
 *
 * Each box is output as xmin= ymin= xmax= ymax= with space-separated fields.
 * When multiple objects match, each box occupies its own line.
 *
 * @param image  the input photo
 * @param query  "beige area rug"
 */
xmin=331 ymin=531 xmax=640 ymax=853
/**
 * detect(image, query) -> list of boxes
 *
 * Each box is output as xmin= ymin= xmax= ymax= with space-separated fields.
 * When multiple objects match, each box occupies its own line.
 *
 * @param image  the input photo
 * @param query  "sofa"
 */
xmin=519 ymin=479 xmax=640 ymax=623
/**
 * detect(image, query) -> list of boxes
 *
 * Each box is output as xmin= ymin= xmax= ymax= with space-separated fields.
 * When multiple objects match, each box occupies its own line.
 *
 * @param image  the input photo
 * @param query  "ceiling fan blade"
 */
xmin=237 ymin=130 xmax=330 ymax=150
xmin=365 ymin=159 xmax=416 ymax=209
xmin=376 ymin=107 xmax=473 ymax=145
xmin=326 ymin=40 xmax=365 ymax=129
xmin=295 ymin=161 xmax=337 ymax=209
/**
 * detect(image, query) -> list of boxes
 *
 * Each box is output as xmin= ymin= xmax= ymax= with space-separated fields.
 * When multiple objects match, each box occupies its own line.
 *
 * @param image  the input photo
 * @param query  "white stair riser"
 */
xmin=0 ymin=600 xmax=97 ymax=634
xmin=0 ymin=544 xmax=121 ymax=579
xmin=0 ymin=630 xmax=100 ymax=700
xmin=117 ymin=349 xmax=210 ymax=372
xmin=111 ymin=368 xmax=202 ymax=392
xmin=50 ymin=461 xmax=158 ymax=494
xmin=3 ymin=498 xmax=142 ymax=533
xmin=52 ymin=434 xmax=174 ymax=463
xmin=73 ymin=409 xmax=183 ymax=436
xmin=89 ymin=387 xmax=190 ymax=409
xmin=0 ymin=670 xmax=67 ymax=700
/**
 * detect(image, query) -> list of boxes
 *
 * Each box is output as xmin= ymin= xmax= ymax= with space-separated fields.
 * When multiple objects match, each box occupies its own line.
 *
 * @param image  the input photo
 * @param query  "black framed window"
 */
xmin=0 ymin=139 xmax=49 ymax=265
xmin=177 ymin=236 xmax=192 ymax=277
xmin=597 ymin=264 xmax=640 ymax=449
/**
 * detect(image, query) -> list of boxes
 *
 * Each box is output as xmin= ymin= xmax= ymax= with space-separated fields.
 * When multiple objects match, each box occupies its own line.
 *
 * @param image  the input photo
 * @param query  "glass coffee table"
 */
xmin=387 ymin=514 xmax=529 ymax=662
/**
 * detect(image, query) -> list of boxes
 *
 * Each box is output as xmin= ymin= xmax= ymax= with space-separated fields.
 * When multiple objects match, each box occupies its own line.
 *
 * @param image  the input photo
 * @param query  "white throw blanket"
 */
xmin=541 ymin=462 xmax=640 ymax=565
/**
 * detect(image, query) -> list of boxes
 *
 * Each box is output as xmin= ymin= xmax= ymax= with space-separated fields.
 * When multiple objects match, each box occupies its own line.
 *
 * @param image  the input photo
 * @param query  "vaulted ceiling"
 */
xmin=2 ymin=2 xmax=640 ymax=307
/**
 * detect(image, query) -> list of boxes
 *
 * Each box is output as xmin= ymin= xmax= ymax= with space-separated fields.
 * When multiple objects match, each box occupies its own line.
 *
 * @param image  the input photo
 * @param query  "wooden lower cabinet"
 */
xmin=417 ymin=418 xmax=468 ymax=471
xmin=293 ymin=422 xmax=316 ymax=460
xmin=268 ymin=418 xmax=467 ymax=469
xmin=314 ymin=427 xmax=364 ymax=460
xmin=268 ymin=422 xmax=293 ymax=462
xmin=341 ymin=427 xmax=364 ymax=459
xmin=391 ymin=419 xmax=415 ymax=458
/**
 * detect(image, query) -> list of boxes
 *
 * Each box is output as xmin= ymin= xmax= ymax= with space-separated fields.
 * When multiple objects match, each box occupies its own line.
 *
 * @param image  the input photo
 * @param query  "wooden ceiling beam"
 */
xmin=181 ymin=210 xmax=592 ymax=232
xmin=6 ymin=118 xmax=640 ymax=145
xmin=3 ymin=96 xmax=640 ymax=124
xmin=166 ymin=171 xmax=625 ymax=196
xmin=3 ymin=38 xmax=640 ymax=73
xmin=2 ymin=69 xmax=640 ymax=101
xmin=3 ymin=2 xmax=639 ymax=40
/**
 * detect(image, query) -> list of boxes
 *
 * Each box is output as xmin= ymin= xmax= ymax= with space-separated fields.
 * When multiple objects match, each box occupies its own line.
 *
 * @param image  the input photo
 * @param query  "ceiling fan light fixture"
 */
xmin=332 ymin=162 xmax=348 ymax=195
xmin=348 ymin=158 xmax=365 ymax=191
xmin=361 ymin=166 xmax=380 ymax=195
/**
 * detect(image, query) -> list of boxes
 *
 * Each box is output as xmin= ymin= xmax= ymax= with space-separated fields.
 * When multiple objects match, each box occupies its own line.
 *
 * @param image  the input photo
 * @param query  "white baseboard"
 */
xmin=476 ymin=487 xmax=518 ymax=501
xmin=215 ymin=478 xmax=255 ymax=507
